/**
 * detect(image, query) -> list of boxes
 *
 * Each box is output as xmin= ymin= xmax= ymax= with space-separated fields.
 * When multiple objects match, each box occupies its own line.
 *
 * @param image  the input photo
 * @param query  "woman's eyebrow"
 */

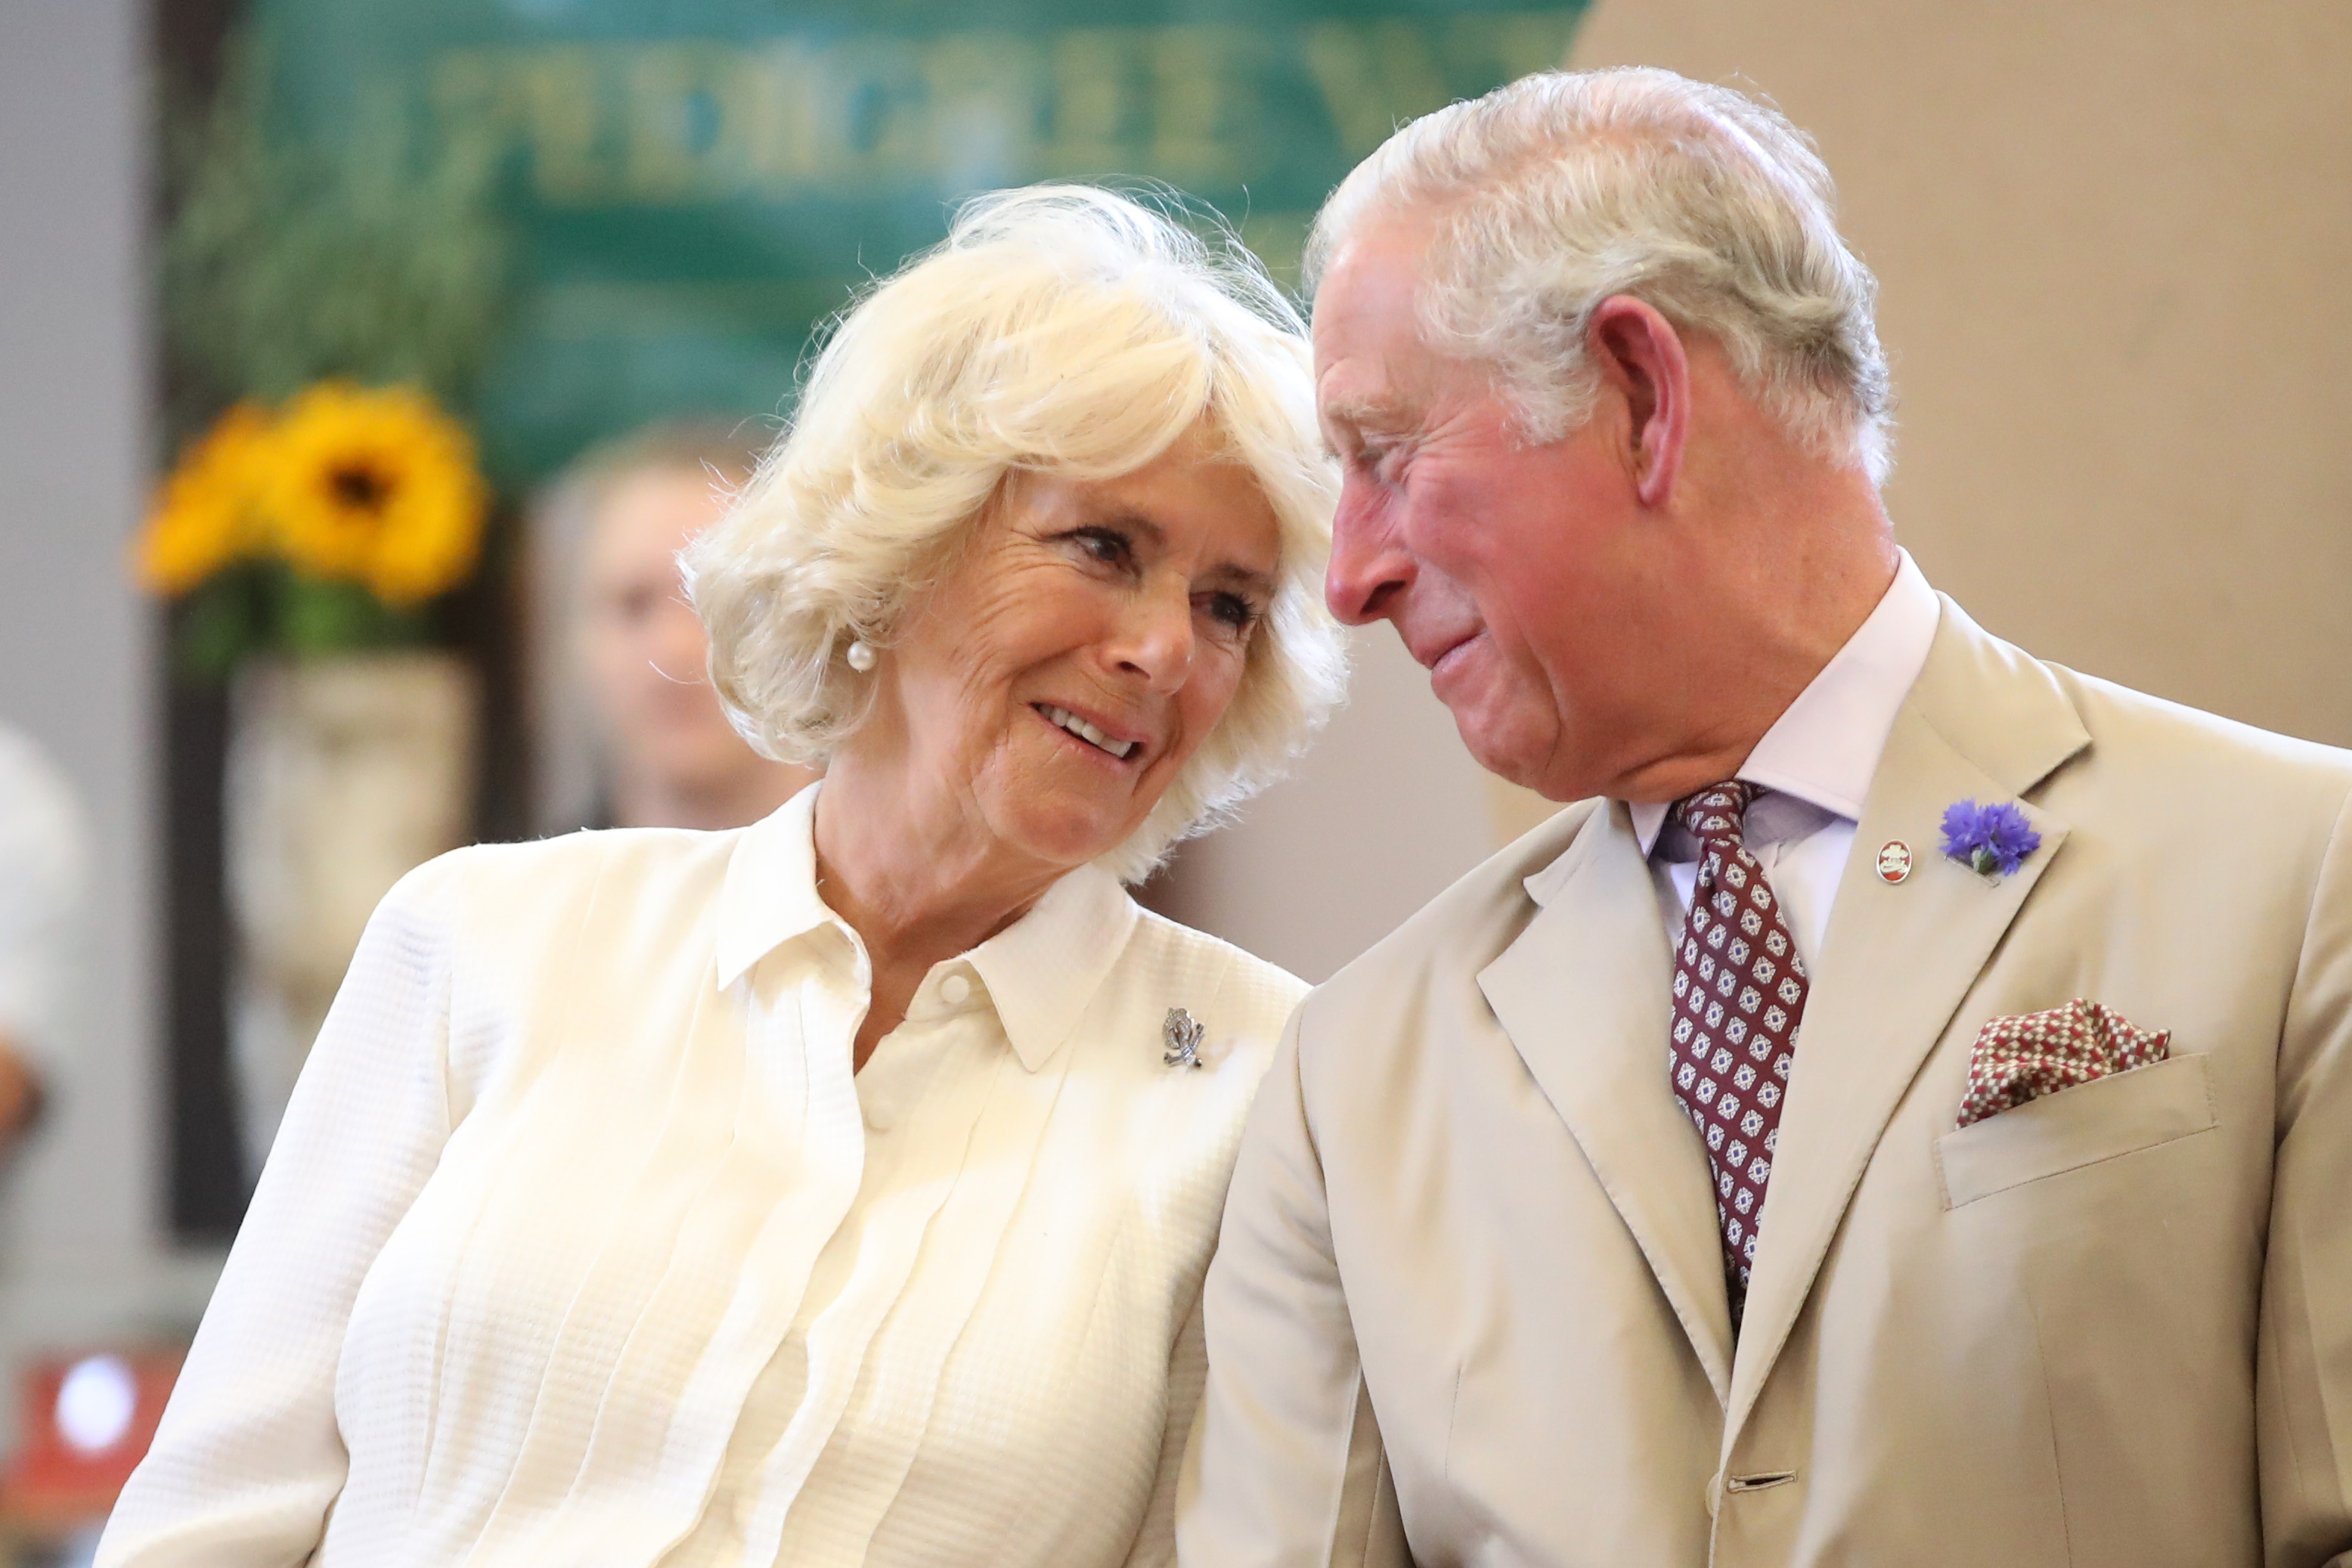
xmin=1203 ymin=561 xmax=1277 ymax=599
xmin=1086 ymin=508 xmax=1164 ymax=547
xmin=1087 ymin=510 xmax=1275 ymax=597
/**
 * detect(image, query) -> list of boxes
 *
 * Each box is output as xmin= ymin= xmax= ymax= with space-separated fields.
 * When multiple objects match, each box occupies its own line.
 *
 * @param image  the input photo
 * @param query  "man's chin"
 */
xmin=1452 ymin=713 xmax=1560 ymax=798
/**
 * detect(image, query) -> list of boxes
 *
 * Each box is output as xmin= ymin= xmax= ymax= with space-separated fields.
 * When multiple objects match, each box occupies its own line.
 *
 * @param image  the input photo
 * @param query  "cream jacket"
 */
xmin=102 ymin=787 xmax=1302 ymax=1567
xmin=1181 ymin=599 xmax=2352 ymax=1568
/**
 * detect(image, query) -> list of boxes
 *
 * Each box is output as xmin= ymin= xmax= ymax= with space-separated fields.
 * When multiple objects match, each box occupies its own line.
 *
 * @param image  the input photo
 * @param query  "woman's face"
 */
xmin=859 ymin=426 xmax=1281 ymax=875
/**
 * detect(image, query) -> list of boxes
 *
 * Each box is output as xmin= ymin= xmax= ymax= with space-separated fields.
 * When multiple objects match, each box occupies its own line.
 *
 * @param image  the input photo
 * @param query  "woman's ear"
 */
xmin=1585 ymin=295 xmax=1690 ymax=509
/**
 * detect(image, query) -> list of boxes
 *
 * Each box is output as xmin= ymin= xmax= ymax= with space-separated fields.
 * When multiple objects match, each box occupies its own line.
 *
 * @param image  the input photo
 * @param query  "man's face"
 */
xmin=1315 ymin=215 xmax=1668 ymax=801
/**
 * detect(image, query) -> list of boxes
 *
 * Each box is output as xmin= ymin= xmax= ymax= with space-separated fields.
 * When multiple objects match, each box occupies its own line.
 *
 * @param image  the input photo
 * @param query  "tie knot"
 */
xmin=1675 ymin=782 xmax=1758 ymax=843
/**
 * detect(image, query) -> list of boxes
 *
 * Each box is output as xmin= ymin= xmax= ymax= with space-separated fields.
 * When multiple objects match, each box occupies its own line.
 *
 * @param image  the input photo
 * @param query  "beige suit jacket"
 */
xmin=1181 ymin=599 xmax=2352 ymax=1568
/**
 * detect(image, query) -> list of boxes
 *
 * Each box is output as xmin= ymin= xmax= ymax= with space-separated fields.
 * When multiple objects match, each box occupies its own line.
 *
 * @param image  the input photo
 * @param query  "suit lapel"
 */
xmin=1480 ymin=801 xmax=1737 ymax=1401
xmin=1723 ymin=597 xmax=2091 ymax=1439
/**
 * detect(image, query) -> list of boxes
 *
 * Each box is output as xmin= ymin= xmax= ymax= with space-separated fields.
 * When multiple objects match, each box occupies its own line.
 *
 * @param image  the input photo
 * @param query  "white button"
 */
xmin=939 ymin=974 xmax=971 ymax=1006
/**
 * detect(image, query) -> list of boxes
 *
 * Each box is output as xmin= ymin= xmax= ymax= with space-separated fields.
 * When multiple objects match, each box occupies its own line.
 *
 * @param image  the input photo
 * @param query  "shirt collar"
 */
xmin=1629 ymin=549 xmax=1941 ymax=854
xmin=962 ymin=860 xmax=1138 ymax=1073
xmin=714 ymin=780 xmax=835 ymax=990
xmin=713 ymin=780 xmax=1141 ymax=1074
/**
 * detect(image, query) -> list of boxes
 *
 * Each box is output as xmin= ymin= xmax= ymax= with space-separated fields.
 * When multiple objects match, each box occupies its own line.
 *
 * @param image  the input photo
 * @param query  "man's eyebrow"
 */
xmin=1320 ymin=392 xmax=1413 ymax=441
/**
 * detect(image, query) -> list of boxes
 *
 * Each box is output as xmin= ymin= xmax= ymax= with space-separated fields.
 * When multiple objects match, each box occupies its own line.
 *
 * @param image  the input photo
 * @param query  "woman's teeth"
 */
xmin=1038 ymin=704 xmax=1136 ymax=759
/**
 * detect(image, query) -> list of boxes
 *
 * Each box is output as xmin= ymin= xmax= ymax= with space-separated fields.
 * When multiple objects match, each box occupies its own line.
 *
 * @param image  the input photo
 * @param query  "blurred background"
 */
xmin=0 ymin=0 xmax=2344 ymax=1555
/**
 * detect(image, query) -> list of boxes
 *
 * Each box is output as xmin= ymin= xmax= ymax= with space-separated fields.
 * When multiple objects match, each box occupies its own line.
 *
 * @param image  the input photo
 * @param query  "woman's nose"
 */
xmin=1110 ymin=581 xmax=1195 ymax=693
xmin=1324 ymin=475 xmax=1416 ymax=626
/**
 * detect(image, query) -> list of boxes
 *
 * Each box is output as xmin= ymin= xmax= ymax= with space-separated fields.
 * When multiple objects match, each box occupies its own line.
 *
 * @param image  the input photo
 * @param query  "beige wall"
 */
xmin=1574 ymin=0 xmax=2352 ymax=745
xmin=1169 ymin=1 xmax=2352 ymax=981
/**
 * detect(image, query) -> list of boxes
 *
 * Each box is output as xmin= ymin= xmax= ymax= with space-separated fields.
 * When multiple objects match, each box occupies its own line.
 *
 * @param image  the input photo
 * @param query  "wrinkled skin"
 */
xmin=817 ymin=424 xmax=1281 ymax=1065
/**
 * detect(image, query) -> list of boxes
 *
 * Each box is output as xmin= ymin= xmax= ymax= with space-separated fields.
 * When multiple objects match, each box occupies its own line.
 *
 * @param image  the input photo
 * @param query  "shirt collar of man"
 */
xmin=1627 ymin=548 xmax=1942 ymax=857
xmin=714 ymin=780 xmax=1140 ymax=1072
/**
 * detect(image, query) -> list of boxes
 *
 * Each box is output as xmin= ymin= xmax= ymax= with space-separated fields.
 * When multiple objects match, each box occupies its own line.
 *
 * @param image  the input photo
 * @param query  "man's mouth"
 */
xmin=1425 ymin=631 xmax=1480 ymax=675
xmin=1034 ymin=703 xmax=1139 ymax=761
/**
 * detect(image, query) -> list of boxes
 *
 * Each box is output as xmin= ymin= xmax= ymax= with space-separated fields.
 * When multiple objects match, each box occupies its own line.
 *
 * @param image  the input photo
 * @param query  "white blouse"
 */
xmin=99 ymin=786 xmax=1302 ymax=1568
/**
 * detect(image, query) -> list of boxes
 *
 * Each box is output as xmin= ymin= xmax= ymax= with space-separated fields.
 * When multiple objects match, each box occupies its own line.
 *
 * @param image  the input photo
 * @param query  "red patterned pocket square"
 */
xmin=1956 ymin=999 xmax=2171 ymax=1128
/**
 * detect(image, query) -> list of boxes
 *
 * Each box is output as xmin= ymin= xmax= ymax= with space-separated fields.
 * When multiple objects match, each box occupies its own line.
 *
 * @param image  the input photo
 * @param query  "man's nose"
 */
xmin=1324 ymin=476 xmax=1415 ymax=626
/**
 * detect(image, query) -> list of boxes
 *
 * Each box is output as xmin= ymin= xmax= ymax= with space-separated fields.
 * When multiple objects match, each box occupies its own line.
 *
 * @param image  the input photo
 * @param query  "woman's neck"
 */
xmin=811 ymin=753 xmax=1068 ymax=1069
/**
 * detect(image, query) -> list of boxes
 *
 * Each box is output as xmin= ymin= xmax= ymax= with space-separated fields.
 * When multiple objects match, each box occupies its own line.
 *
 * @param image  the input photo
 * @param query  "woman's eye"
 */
xmin=1065 ymin=526 xmax=1135 ymax=569
xmin=1201 ymin=592 xmax=1260 ymax=634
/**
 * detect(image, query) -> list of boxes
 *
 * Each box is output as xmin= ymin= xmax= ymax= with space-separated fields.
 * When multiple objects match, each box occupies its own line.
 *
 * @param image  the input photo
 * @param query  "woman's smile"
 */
xmin=1030 ymin=700 xmax=1145 ymax=764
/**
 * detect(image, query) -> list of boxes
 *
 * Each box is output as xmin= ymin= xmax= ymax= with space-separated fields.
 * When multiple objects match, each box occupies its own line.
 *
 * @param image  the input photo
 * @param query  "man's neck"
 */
xmin=1603 ymin=476 xmax=1899 ymax=806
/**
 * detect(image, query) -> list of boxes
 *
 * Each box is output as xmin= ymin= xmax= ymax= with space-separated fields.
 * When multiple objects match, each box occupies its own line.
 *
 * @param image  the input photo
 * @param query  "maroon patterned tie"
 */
xmin=1667 ymin=782 xmax=1808 ymax=1325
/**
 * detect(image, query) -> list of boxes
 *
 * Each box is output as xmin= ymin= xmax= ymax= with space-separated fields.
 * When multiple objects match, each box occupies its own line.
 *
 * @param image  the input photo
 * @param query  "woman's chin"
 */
xmin=990 ymin=801 xmax=1136 ymax=874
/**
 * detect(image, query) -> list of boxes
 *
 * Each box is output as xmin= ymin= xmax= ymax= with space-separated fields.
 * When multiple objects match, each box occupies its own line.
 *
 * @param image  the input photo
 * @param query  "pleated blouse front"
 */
xmin=98 ymin=786 xmax=1302 ymax=1568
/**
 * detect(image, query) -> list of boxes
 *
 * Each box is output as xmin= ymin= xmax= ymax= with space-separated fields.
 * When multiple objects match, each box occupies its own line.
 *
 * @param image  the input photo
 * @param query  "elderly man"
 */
xmin=1180 ymin=67 xmax=2352 ymax=1567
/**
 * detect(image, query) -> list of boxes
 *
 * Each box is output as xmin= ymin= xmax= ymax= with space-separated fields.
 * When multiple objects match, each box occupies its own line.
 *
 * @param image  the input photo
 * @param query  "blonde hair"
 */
xmin=684 ymin=185 xmax=1346 ymax=881
xmin=1308 ymin=67 xmax=1894 ymax=484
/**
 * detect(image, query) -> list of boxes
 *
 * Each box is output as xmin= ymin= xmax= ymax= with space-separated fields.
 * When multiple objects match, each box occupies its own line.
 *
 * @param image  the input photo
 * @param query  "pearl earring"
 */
xmin=845 ymin=640 xmax=877 ymax=672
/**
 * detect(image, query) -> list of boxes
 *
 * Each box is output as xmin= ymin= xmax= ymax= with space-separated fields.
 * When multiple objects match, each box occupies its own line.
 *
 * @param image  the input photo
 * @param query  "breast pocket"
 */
xmin=1935 ymin=1052 xmax=2217 ymax=1209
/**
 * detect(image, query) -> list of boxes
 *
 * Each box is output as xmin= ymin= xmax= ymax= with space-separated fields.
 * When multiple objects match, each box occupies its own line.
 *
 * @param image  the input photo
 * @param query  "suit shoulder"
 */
xmin=1309 ymin=796 xmax=1604 ymax=1015
xmin=2047 ymin=664 xmax=2352 ymax=804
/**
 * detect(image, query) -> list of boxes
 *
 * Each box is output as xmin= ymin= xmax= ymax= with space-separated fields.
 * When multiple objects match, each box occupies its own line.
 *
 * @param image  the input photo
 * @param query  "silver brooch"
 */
xmin=1162 ymin=1007 xmax=1205 ymax=1069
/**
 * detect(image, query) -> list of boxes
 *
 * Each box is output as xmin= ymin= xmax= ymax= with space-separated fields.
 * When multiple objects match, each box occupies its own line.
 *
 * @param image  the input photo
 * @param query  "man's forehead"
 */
xmin=1315 ymin=315 xmax=1448 ymax=438
xmin=1312 ymin=215 xmax=1448 ymax=426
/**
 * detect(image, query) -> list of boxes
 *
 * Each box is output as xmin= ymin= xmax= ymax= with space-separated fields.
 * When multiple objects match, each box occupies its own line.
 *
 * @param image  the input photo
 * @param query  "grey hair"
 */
xmin=683 ymin=184 xmax=1347 ymax=882
xmin=1306 ymin=67 xmax=1895 ymax=484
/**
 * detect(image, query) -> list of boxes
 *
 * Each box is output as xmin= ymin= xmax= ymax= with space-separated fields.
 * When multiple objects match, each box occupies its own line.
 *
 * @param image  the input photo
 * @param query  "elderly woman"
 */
xmin=99 ymin=187 xmax=1344 ymax=1568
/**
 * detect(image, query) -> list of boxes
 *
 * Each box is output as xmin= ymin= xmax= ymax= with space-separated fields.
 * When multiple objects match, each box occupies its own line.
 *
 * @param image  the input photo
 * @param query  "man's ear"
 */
xmin=1587 ymin=296 xmax=1689 ymax=508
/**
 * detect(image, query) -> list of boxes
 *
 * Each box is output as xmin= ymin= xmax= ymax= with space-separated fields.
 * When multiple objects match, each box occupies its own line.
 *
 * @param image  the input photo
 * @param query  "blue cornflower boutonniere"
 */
xmin=1940 ymin=799 xmax=2042 ymax=878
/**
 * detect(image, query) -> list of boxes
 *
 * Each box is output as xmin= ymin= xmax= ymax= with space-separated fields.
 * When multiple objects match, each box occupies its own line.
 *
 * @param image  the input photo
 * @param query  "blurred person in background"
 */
xmin=0 ymin=722 xmax=88 ymax=1151
xmin=98 ymin=185 xmax=1345 ymax=1568
xmin=529 ymin=423 xmax=820 ymax=835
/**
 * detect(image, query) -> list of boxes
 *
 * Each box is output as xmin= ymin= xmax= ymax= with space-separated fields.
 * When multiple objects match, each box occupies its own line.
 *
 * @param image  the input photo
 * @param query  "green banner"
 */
xmin=256 ymin=0 xmax=1588 ymax=482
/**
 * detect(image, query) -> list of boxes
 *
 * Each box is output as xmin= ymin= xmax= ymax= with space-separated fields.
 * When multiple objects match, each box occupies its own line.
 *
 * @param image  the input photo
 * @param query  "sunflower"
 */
xmin=135 ymin=401 xmax=274 ymax=594
xmin=259 ymin=382 xmax=487 ymax=606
